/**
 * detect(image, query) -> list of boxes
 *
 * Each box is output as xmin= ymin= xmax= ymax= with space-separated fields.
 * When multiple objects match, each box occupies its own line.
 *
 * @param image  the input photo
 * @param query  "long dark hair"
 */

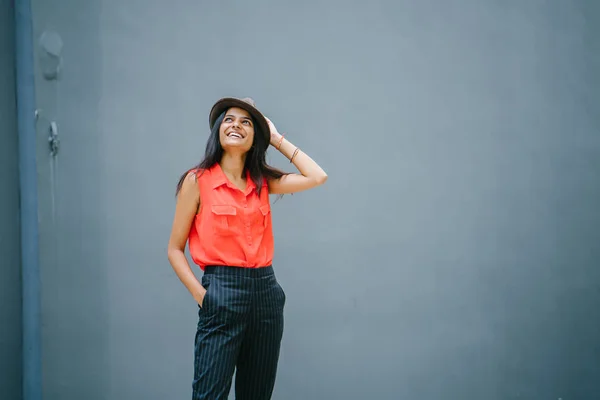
xmin=175 ymin=111 xmax=288 ymax=196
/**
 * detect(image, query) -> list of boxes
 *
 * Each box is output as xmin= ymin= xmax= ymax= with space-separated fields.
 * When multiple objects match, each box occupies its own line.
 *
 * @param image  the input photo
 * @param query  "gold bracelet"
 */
xmin=290 ymin=147 xmax=300 ymax=163
xmin=276 ymin=134 xmax=285 ymax=150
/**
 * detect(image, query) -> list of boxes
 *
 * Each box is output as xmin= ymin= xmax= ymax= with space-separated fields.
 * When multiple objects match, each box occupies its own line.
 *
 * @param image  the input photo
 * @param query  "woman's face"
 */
xmin=219 ymin=107 xmax=255 ymax=153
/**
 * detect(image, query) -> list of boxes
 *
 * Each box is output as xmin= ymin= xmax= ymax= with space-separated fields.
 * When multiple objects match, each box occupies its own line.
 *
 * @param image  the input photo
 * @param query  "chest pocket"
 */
xmin=211 ymin=205 xmax=237 ymax=236
xmin=250 ymin=204 xmax=271 ymax=237
xmin=259 ymin=204 xmax=270 ymax=229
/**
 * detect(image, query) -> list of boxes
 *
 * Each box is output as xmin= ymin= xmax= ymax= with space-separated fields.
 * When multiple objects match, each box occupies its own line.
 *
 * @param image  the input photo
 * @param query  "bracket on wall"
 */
xmin=35 ymin=109 xmax=60 ymax=156
xmin=39 ymin=30 xmax=63 ymax=80
xmin=48 ymin=121 xmax=60 ymax=156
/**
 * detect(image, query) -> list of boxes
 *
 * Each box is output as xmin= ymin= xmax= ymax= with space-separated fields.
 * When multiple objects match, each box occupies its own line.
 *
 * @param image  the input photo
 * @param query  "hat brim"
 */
xmin=209 ymin=97 xmax=270 ymax=142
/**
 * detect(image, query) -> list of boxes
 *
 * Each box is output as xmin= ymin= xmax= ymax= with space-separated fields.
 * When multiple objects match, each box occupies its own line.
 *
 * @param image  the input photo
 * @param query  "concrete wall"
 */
xmin=0 ymin=0 xmax=23 ymax=399
xmin=30 ymin=1 xmax=600 ymax=399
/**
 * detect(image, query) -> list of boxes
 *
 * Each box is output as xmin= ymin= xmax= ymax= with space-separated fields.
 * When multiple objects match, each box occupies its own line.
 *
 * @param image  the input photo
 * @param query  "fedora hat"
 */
xmin=209 ymin=97 xmax=270 ymax=141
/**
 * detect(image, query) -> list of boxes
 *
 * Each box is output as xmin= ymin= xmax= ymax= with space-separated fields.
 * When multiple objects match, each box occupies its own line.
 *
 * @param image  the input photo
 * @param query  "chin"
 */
xmin=222 ymin=142 xmax=252 ymax=153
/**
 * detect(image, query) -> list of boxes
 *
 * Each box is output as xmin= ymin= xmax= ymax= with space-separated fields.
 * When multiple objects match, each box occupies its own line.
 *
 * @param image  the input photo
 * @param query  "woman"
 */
xmin=167 ymin=97 xmax=327 ymax=400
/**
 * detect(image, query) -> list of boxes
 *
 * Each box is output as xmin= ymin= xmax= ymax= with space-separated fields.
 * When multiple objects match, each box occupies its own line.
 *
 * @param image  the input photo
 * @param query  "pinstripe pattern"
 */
xmin=193 ymin=265 xmax=286 ymax=400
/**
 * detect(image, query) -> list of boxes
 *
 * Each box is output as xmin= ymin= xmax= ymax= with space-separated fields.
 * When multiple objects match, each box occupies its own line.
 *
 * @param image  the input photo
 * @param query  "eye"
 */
xmin=243 ymin=120 xmax=251 ymax=125
xmin=224 ymin=117 xmax=232 ymax=122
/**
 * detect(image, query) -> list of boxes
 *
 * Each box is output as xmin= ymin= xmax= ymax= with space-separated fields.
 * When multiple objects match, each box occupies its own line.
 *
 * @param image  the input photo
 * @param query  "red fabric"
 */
xmin=188 ymin=163 xmax=274 ymax=270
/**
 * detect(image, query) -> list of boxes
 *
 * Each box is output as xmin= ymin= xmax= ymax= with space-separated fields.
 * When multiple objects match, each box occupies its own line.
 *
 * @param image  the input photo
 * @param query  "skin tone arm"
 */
xmin=265 ymin=117 xmax=328 ymax=194
xmin=167 ymin=172 xmax=207 ymax=306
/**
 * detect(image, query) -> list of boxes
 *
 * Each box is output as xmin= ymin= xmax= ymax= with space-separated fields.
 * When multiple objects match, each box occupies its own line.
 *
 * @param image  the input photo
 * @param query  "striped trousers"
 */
xmin=193 ymin=265 xmax=286 ymax=400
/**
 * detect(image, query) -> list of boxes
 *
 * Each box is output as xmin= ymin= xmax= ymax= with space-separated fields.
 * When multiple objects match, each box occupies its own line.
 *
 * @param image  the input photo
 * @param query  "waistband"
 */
xmin=204 ymin=265 xmax=274 ymax=278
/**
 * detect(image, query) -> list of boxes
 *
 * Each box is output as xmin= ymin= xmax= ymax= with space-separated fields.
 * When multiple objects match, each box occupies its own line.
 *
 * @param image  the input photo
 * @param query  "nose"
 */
xmin=231 ymin=118 xmax=241 ymax=129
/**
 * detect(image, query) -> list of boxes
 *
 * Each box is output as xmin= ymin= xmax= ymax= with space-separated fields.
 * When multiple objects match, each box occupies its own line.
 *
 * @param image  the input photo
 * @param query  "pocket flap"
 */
xmin=259 ymin=204 xmax=270 ymax=216
xmin=211 ymin=205 xmax=237 ymax=216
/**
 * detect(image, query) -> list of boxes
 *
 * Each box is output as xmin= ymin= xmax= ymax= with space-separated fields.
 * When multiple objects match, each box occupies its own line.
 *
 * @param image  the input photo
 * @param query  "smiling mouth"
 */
xmin=228 ymin=132 xmax=243 ymax=139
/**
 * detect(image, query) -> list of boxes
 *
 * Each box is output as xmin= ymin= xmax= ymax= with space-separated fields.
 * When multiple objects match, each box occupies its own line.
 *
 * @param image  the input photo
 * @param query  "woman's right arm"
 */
xmin=167 ymin=171 xmax=206 ymax=306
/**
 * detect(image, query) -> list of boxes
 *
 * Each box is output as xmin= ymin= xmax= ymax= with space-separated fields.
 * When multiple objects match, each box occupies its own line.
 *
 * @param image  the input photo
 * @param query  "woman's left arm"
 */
xmin=265 ymin=117 xmax=328 ymax=195
xmin=265 ymin=117 xmax=327 ymax=194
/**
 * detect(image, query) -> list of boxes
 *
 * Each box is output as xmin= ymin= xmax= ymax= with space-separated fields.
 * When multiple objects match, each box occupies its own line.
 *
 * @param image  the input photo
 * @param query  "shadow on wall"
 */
xmin=32 ymin=0 xmax=112 ymax=398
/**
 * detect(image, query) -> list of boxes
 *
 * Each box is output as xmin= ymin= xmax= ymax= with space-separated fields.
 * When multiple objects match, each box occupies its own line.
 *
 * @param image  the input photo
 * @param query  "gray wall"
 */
xmin=30 ymin=1 xmax=600 ymax=399
xmin=0 ymin=0 xmax=22 ymax=399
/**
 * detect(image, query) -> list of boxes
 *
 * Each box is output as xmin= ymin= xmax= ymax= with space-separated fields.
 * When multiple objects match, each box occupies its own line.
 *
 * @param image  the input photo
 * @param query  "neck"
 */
xmin=219 ymin=152 xmax=246 ymax=181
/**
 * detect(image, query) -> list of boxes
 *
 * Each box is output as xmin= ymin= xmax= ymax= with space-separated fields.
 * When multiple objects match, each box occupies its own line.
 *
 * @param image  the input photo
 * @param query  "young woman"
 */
xmin=167 ymin=97 xmax=327 ymax=400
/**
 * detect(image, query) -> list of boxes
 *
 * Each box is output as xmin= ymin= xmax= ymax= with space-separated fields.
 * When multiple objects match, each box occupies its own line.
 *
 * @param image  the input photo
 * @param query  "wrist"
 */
xmin=273 ymin=133 xmax=285 ymax=150
xmin=193 ymin=286 xmax=206 ymax=300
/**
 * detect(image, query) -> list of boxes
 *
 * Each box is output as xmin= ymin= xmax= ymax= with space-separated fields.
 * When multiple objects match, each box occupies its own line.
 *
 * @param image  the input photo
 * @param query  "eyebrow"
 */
xmin=225 ymin=114 xmax=252 ymax=121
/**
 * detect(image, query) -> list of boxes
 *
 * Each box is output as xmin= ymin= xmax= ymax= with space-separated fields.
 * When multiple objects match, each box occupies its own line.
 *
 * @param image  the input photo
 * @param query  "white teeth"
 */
xmin=229 ymin=133 xmax=242 ymax=138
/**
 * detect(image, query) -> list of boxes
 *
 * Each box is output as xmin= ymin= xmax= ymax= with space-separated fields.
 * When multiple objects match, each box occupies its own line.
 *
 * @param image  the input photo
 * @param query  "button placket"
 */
xmin=242 ymin=199 xmax=251 ymax=245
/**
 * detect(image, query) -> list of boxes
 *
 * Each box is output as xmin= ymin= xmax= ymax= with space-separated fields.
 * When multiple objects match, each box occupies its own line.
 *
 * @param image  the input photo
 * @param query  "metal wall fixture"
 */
xmin=39 ymin=30 xmax=63 ymax=80
xmin=35 ymin=109 xmax=60 ymax=156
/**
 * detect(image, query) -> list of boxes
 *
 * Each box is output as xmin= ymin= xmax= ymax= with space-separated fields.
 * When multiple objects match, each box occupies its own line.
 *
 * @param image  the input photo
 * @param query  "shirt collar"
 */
xmin=211 ymin=163 xmax=257 ymax=195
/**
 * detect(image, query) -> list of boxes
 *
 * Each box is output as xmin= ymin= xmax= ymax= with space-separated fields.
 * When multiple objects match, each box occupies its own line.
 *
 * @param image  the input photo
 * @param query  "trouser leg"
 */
xmin=192 ymin=273 xmax=249 ymax=400
xmin=235 ymin=274 xmax=286 ymax=400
